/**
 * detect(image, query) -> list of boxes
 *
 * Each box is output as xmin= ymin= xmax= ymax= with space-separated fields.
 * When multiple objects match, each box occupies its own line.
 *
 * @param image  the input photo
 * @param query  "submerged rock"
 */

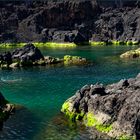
xmin=61 ymin=74 xmax=140 ymax=139
xmin=120 ymin=48 xmax=140 ymax=59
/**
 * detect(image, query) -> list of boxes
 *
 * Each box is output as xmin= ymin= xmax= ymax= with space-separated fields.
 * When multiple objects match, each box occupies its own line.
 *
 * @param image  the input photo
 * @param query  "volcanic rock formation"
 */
xmin=1 ymin=0 xmax=140 ymax=43
xmin=61 ymin=73 xmax=140 ymax=139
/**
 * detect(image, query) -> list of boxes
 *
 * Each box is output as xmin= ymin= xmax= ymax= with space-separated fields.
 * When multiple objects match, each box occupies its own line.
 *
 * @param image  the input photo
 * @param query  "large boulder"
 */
xmin=61 ymin=74 xmax=140 ymax=139
xmin=11 ymin=43 xmax=44 ymax=66
xmin=0 ymin=44 xmax=45 ymax=67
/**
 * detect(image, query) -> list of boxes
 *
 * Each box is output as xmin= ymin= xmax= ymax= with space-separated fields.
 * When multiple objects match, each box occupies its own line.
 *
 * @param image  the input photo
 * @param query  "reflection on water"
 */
xmin=34 ymin=113 xmax=110 ymax=140
xmin=0 ymin=107 xmax=40 ymax=140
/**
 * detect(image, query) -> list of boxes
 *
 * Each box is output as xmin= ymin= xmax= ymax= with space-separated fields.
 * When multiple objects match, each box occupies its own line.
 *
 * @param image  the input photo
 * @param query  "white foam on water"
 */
xmin=1 ymin=77 xmax=22 ymax=83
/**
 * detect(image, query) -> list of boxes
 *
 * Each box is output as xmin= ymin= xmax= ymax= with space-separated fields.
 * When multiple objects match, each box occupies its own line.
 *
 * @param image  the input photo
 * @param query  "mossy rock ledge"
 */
xmin=61 ymin=74 xmax=140 ymax=139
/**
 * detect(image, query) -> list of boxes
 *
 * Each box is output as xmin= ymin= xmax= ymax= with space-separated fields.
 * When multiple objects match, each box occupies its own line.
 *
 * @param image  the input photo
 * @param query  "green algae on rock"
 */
xmin=37 ymin=42 xmax=77 ymax=48
xmin=0 ymin=42 xmax=77 ymax=49
xmin=89 ymin=41 xmax=106 ymax=46
xmin=64 ymin=55 xmax=87 ymax=65
xmin=120 ymin=48 xmax=140 ymax=59
xmin=61 ymin=75 xmax=140 ymax=139
xmin=84 ymin=112 xmax=112 ymax=133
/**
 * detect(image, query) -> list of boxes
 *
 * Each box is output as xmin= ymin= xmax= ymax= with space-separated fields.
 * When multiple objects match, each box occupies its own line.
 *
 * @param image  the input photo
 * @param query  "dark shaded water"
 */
xmin=0 ymin=45 xmax=140 ymax=140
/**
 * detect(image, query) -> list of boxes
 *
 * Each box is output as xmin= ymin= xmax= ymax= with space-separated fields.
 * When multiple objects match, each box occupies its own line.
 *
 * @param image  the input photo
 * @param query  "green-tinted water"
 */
xmin=0 ymin=45 xmax=140 ymax=140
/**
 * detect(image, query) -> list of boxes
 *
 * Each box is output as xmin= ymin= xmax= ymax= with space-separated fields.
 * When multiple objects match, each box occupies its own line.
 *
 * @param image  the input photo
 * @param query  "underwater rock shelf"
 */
xmin=0 ymin=43 xmax=88 ymax=69
xmin=61 ymin=74 xmax=140 ymax=140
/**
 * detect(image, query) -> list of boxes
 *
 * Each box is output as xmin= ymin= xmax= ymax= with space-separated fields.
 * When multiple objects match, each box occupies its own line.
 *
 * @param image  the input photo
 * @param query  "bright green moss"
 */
xmin=0 ymin=42 xmax=77 ymax=49
xmin=63 ymin=55 xmax=84 ymax=65
xmin=34 ymin=42 xmax=77 ymax=48
xmin=61 ymin=104 xmax=136 ymax=139
xmin=118 ymin=135 xmax=136 ymax=140
xmin=111 ymin=40 xmax=125 ymax=45
xmin=61 ymin=101 xmax=70 ymax=113
xmin=89 ymin=41 xmax=106 ymax=46
xmin=0 ymin=41 xmax=139 ymax=49
xmin=85 ymin=112 xmax=112 ymax=133
xmin=0 ymin=43 xmax=26 ymax=48
xmin=61 ymin=101 xmax=85 ymax=122
xmin=126 ymin=41 xmax=132 ymax=45
xmin=96 ymin=124 xmax=112 ymax=133
xmin=75 ymin=111 xmax=85 ymax=120
xmin=64 ymin=55 xmax=81 ymax=61
xmin=132 ymin=41 xmax=139 ymax=45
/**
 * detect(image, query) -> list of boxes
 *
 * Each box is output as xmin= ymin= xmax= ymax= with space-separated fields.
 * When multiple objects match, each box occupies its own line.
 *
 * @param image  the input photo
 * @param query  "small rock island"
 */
xmin=0 ymin=44 xmax=88 ymax=69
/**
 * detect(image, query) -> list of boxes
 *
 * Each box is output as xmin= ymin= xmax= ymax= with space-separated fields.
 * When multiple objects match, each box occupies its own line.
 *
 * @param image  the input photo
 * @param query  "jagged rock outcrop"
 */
xmin=61 ymin=73 xmax=140 ymax=139
xmin=92 ymin=7 xmax=140 ymax=42
xmin=11 ymin=43 xmax=44 ymax=65
xmin=1 ymin=0 xmax=140 ymax=43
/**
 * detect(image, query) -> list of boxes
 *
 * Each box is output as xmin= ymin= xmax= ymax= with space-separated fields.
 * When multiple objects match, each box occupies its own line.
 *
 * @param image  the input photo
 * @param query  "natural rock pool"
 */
xmin=0 ymin=45 xmax=140 ymax=140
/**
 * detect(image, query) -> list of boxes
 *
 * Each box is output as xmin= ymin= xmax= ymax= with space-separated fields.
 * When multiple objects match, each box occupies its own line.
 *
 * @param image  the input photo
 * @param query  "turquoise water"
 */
xmin=0 ymin=45 xmax=140 ymax=140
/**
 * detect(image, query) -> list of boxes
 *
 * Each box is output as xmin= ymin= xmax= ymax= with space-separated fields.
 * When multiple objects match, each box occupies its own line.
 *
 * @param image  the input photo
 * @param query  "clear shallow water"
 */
xmin=0 ymin=45 xmax=140 ymax=140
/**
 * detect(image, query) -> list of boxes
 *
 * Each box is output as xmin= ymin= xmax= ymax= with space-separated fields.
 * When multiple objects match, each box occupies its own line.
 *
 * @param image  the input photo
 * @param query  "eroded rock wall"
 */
xmin=0 ymin=0 xmax=140 ymax=43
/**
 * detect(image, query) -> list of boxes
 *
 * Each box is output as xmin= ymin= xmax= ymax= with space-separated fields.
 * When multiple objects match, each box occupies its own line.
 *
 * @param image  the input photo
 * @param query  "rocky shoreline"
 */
xmin=61 ymin=74 xmax=140 ymax=139
xmin=1 ymin=0 xmax=140 ymax=44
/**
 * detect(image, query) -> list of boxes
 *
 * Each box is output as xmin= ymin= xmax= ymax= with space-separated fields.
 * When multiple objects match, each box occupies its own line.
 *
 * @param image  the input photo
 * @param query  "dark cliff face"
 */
xmin=0 ymin=0 xmax=140 ymax=42
xmin=92 ymin=7 xmax=140 ymax=42
xmin=0 ymin=0 xmax=100 ymax=42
